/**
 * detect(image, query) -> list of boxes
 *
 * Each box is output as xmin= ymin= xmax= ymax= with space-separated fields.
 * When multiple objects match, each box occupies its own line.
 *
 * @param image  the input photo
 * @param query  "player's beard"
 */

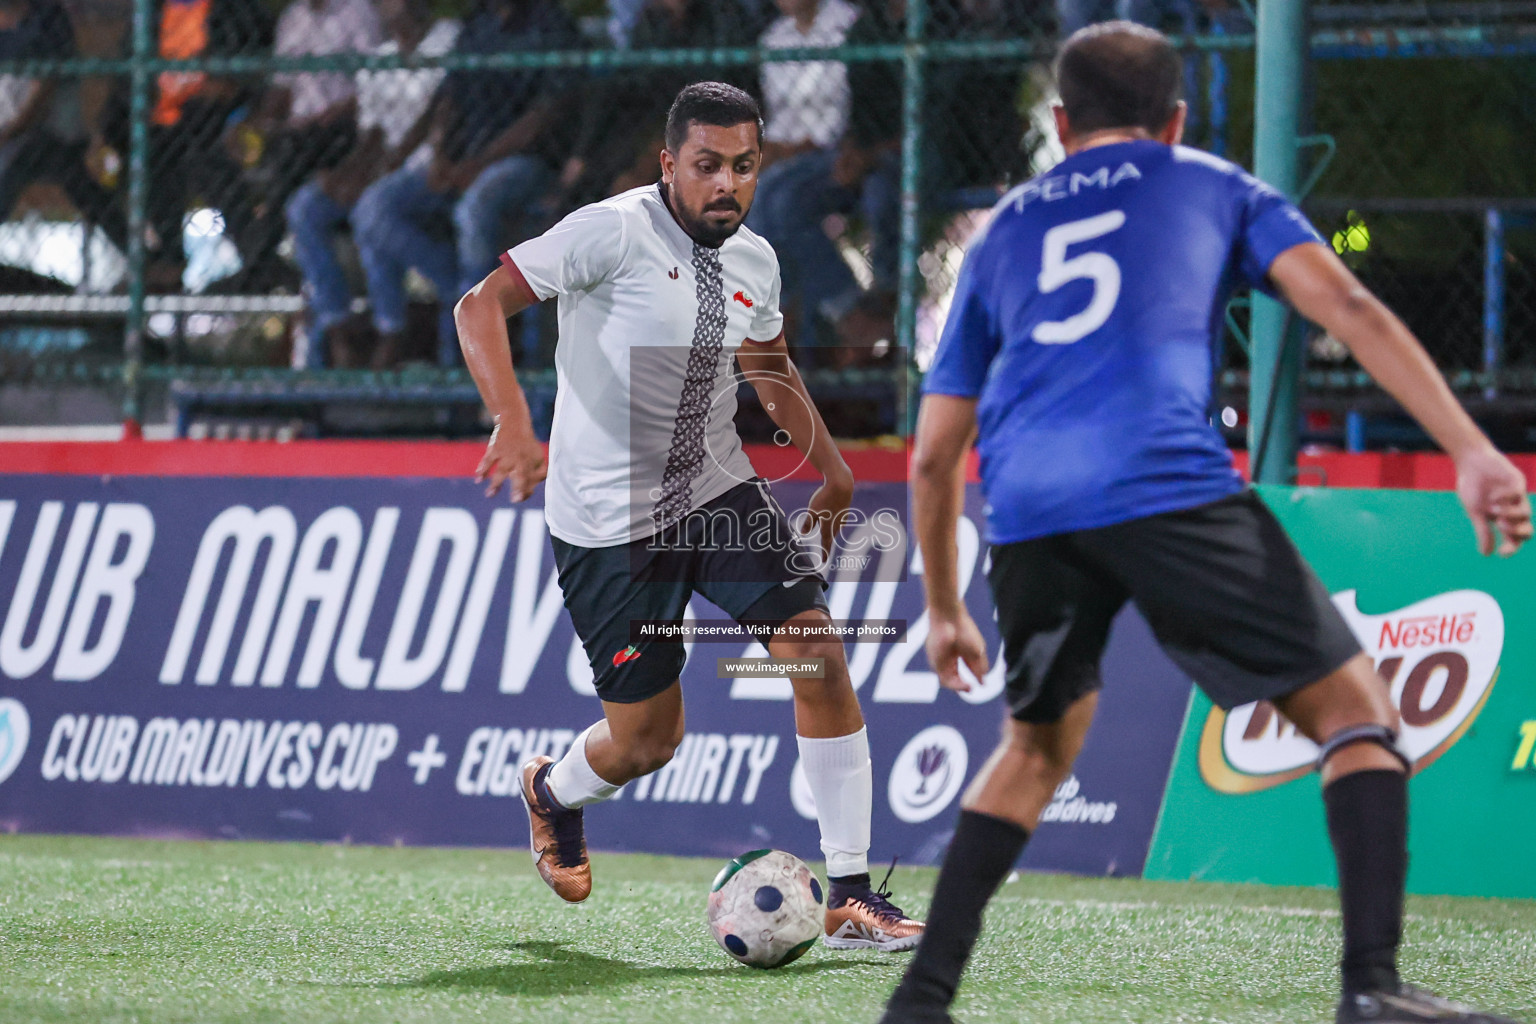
xmin=667 ymin=184 xmax=745 ymax=248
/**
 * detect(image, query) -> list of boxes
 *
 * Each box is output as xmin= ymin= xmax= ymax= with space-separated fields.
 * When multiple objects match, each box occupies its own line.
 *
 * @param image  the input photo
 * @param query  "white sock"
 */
xmin=798 ymin=727 xmax=872 ymax=878
xmin=546 ymin=723 xmax=620 ymax=809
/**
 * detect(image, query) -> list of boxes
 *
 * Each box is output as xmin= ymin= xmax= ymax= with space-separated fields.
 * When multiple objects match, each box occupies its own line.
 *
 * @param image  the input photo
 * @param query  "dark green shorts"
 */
xmin=551 ymin=479 xmax=830 ymax=704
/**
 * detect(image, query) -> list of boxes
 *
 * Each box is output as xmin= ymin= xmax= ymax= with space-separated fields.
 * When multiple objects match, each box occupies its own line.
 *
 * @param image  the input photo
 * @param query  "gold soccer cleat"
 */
xmin=519 ymin=755 xmax=592 ymax=904
xmin=823 ymin=873 xmax=924 ymax=952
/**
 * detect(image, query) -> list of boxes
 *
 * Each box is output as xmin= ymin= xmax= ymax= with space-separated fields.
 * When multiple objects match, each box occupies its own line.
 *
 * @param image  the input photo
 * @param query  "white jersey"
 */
xmin=505 ymin=184 xmax=785 ymax=547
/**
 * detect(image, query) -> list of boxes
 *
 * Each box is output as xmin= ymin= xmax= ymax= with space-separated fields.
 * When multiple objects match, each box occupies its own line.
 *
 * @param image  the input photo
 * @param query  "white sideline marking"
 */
xmin=992 ymin=895 xmax=1401 ymax=922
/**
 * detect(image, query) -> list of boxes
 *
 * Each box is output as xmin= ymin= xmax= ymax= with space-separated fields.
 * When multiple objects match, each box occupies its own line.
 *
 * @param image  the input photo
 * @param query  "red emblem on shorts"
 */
xmin=612 ymin=645 xmax=642 ymax=666
xmin=733 ymin=291 xmax=754 ymax=308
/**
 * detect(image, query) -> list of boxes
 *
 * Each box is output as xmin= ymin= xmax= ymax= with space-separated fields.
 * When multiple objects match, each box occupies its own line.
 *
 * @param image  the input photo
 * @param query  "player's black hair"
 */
xmin=664 ymin=81 xmax=765 ymax=153
xmin=1055 ymin=21 xmax=1183 ymax=135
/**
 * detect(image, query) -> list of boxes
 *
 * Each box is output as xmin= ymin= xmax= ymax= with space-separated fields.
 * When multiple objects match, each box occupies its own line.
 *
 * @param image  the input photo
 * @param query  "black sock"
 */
xmin=829 ymin=873 xmax=872 ymax=905
xmin=532 ymin=763 xmax=570 ymax=813
xmin=1324 ymin=768 xmax=1408 ymax=995
xmin=888 ymin=810 xmax=1029 ymax=1012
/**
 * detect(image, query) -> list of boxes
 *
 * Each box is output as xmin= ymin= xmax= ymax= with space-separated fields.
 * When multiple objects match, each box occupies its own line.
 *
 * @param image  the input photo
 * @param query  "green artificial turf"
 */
xmin=1 ymin=834 xmax=1533 ymax=1024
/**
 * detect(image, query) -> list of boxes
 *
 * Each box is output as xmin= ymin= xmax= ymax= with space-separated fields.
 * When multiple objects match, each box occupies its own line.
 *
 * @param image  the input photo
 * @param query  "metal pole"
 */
xmin=1207 ymin=24 xmax=1229 ymax=158
xmin=121 ymin=0 xmax=153 ymax=436
xmin=1483 ymin=206 xmax=1505 ymax=400
xmin=1248 ymin=0 xmax=1308 ymax=483
xmin=895 ymin=0 xmax=926 ymax=437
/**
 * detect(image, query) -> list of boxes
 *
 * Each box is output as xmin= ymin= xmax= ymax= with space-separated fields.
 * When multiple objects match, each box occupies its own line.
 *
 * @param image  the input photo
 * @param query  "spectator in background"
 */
xmin=758 ymin=0 xmax=859 ymax=168
xmin=559 ymin=0 xmax=760 ymax=207
xmin=745 ymin=0 xmax=903 ymax=361
xmin=0 ymin=0 xmax=125 ymax=253
xmin=1057 ymin=1 xmax=1243 ymax=141
xmin=232 ymin=0 xmax=381 ymax=290
xmin=351 ymin=0 xmax=579 ymax=366
xmin=602 ymin=0 xmax=645 ymax=45
xmin=106 ymin=0 xmax=273 ymax=290
xmin=930 ymin=0 xmax=1030 ymax=194
xmin=284 ymin=0 xmax=459 ymax=367
xmin=749 ymin=0 xmax=1024 ymax=363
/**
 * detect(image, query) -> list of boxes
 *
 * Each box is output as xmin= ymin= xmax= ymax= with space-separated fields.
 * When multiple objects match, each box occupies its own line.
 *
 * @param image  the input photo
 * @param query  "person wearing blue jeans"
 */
xmin=746 ymin=146 xmax=899 ymax=361
xmin=350 ymin=153 xmax=550 ymax=366
xmin=451 ymin=155 xmax=554 ymax=310
xmin=349 ymin=0 xmax=577 ymax=366
xmin=283 ymin=0 xmax=461 ymax=367
xmin=748 ymin=0 xmax=1024 ymax=366
xmin=286 ymin=182 xmax=357 ymax=358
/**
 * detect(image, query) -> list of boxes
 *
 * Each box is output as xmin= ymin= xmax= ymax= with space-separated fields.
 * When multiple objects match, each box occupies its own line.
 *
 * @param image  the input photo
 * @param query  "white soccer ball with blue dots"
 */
xmin=706 ymin=849 xmax=823 ymax=968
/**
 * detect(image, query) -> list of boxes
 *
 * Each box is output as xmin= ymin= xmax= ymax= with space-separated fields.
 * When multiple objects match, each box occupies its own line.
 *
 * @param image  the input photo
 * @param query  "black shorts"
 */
xmin=987 ymin=489 xmax=1362 ymax=723
xmin=552 ymin=479 xmax=830 ymax=704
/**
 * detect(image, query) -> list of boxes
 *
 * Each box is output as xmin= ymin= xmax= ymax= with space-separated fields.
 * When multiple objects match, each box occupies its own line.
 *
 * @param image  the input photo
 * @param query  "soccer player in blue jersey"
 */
xmin=881 ymin=21 xmax=1533 ymax=1024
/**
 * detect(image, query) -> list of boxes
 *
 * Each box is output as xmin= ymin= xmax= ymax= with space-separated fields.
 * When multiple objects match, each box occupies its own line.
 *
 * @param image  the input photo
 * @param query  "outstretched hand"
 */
xmin=1455 ymin=446 xmax=1533 ymax=556
xmin=927 ymin=611 xmax=990 ymax=693
xmin=476 ymin=421 xmax=547 ymax=503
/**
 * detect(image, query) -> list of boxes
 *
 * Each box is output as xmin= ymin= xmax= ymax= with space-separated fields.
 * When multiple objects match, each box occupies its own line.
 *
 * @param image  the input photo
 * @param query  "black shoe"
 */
xmin=1338 ymin=983 xmax=1526 ymax=1023
xmin=875 ymin=1006 xmax=952 ymax=1024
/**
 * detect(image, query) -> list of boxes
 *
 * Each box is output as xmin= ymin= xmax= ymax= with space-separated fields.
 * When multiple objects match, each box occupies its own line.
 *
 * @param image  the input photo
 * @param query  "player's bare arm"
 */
xmin=454 ymin=263 xmax=547 ymax=502
xmin=736 ymin=335 xmax=854 ymax=560
xmin=1269 ymin=242 xmax=1534 ymax=556
xmin=910 ymin=393 xmax=989 ymax=693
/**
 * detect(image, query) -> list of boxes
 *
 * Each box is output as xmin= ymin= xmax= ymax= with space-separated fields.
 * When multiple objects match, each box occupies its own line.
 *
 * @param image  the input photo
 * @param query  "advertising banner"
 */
xmin=1145 ymin=486 xmax=1536 ymax=899
xmin=0 ymin=458 xmax=1187 ymax=877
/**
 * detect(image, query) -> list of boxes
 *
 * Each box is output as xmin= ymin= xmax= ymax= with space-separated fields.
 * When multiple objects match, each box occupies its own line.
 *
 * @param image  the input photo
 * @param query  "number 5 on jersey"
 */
xmin=1032 ymin=210 xmax=1127 ymax=345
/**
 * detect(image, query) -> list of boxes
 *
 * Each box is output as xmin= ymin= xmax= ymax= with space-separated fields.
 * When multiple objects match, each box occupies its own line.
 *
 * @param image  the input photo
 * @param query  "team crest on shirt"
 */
xmin=1197 ymin=589 xmax=1504 ymax=794
xmin=732 ymin=291 xmax=754 ymax=308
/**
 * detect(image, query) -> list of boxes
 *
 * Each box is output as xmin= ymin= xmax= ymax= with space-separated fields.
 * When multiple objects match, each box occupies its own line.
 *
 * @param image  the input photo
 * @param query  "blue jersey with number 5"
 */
xmin=923 ymin=139 xmax=1323 ymax=544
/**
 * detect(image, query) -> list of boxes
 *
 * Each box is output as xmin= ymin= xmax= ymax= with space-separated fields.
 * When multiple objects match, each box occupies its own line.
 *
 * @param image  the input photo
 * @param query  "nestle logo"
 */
xmin=1199 ymin=588 xmax=1505 ymax=795
xmin=1378 ymin=612 xmax=1474 ymax=651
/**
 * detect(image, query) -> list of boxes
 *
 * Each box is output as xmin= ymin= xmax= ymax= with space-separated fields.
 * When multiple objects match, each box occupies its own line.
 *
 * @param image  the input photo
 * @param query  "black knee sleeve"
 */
xmin=1316 ymin=723 xmax=1412 ymax=773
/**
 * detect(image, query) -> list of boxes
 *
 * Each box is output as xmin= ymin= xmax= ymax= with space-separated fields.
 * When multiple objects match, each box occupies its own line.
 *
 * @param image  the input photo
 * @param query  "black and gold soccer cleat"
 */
xmin=519 ymin=756 xmax=592 ymax=904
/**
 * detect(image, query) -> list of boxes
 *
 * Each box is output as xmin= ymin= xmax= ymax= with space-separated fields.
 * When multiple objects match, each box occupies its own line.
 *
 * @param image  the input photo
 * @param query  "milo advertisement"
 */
xmin=1145 ymin=486 xmax=1536 ymax=899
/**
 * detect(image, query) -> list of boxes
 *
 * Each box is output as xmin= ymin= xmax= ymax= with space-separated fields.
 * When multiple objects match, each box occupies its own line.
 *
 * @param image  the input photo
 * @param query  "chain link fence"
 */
xmin=0 ymin=0 xmax=1532 ymax=440
xmin=1203 ymin=3 xmax=1536 ymax=440
xmin=1305 ymin=3 xmax=1536 ymax=401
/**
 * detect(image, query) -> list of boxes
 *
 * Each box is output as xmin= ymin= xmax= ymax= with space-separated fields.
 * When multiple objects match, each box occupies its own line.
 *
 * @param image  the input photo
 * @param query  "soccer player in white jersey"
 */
xmin=454 ymin=82 xmax=924 ymax=951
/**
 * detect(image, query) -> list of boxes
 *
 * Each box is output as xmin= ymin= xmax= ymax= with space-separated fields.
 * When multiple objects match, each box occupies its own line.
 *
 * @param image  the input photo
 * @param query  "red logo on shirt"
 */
xmin=612 ymin=645 xmax=642 ymax=667
xmin=733 ymin=291 xmax=754 ymax=308
xmin=668 ymin=267 xmax=679 ymax=279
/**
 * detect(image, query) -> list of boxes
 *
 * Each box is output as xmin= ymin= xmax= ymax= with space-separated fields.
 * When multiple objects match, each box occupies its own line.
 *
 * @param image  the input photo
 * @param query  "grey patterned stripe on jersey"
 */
xmin=652 ymin=243 xmax=729 ymax=531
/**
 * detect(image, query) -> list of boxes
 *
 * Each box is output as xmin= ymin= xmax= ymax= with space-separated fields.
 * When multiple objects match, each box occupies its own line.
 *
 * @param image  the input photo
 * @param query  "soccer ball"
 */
xmin=706 ymin=849 xmax=824 ymax=968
